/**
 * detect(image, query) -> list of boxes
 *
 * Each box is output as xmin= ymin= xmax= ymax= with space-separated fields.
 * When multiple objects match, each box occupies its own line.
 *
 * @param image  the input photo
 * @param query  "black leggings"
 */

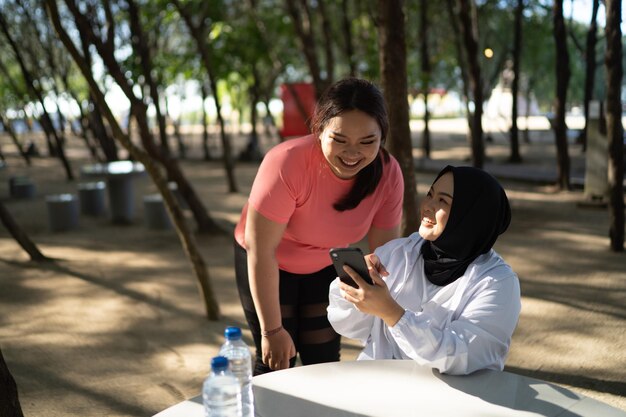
xmin=234 ymin=241 xmax=341 ymax=375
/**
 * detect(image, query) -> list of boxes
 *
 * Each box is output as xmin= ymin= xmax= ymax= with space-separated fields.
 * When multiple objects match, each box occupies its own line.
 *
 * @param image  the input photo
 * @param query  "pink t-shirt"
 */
xmin=234 ymin=135 xmax=404 ymax=274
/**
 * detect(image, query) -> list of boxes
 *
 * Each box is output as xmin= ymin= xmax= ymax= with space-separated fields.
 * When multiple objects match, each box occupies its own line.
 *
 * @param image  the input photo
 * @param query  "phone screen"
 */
xmin=329 ymin=247 xmax=373 ymax=288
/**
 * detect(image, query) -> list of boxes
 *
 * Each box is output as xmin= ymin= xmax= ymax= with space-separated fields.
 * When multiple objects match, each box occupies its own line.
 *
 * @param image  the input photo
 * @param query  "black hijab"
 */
xmin=421 ymin=165 xmax=511 ymax=286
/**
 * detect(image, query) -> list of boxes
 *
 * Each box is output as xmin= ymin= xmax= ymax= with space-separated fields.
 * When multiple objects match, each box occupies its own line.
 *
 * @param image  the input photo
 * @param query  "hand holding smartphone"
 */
xmin=329 ymin=247 xmax=373 ymax=288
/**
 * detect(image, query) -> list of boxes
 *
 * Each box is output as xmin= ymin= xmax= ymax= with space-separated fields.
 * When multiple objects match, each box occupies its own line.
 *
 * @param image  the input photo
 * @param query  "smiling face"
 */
xmin=319 ymin=109 xmax=382 ymax=179
xmin=419 ymin=172 xmax=454 ymax=241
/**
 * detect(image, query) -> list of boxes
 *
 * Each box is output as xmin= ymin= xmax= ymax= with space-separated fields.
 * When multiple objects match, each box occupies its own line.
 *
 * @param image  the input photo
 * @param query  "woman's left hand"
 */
xmin=339 ymin=258 xmax=405 ymax=327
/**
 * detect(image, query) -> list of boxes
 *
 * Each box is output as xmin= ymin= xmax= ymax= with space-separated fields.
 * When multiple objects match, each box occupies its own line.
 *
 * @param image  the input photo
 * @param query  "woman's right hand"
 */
xmin=262 ymin=328 xmax=296 ymax=370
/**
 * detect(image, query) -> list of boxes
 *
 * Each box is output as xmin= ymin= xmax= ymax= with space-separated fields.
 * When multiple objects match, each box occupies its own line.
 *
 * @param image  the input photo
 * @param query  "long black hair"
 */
xmin=310 ymin=78 xmax=390 ymax=211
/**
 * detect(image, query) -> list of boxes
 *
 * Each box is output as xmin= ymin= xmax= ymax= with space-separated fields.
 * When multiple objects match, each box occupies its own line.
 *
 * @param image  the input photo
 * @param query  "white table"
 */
xmin=153 ymin=360 xmax=626 ymax=417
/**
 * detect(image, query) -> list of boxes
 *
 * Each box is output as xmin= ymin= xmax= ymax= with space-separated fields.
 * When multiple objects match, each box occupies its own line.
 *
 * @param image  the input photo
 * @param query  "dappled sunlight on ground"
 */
xmin=0 ymin=125 xmax=624 ymax=415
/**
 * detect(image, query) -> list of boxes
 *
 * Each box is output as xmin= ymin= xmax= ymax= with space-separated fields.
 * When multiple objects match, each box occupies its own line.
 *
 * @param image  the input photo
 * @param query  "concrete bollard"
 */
xmin=143 ymin=194 xmax=172 ymax=230
xmin=78 ymin=181 xmax=107 ymax=216
xmin=108 ymin=177 xmax=135 ymax=224
xmin=46 ymin=194 xmax=79 ymax=232
xmin=9 ymin=176 xmax=36 ymax=199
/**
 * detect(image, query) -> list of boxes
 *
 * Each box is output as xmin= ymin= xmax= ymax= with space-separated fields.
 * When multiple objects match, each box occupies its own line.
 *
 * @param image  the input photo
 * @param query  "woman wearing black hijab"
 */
xmin=327 ymin=165 xmax=521 ymax=375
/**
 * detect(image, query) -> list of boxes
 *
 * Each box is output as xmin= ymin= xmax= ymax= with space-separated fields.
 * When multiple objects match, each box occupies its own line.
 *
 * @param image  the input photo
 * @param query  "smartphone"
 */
xmin=329 ymin=247 xmax=373 ymax=288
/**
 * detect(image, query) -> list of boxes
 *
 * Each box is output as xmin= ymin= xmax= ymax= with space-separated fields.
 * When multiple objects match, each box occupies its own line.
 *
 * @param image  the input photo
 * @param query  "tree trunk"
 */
xmin=340 ymin=0 xmax=356 ymax=76
xmin=457 ymin=0 xmax=484 ymax=168
xmin=80 ymin=32 xmax=118 ymax=162
xmin=68 ymin=92 xmax=102 ymax=162
xmin=70 ymin=0 xmax=222 ymax=230
xmin=46 ymin=0 xmax=221 ymax=320
xmin=0 ymin=112 xmax=31 ymax=165
xmin=0 ymin=62 xmax=32 ymax=156
xmin=0 ymin=200 xmax=51 ymax=262
xmin=581 ymin=0 xmax=600 ymax=152
xmin=200 ymin=81 xmax=212 ymax=161
xmin=55 ymin=37 xmax=102 ymax=163
xmin=524 ymin=77 xmax=534 ymax=143
xmin=420 ymin=0 xmax=431 ymax=159
xmin=509 ymin=0 xmax=523 ymax=163
xmin=552 ymin=0 xmax=571 ymax=190
xmin=0 ymin=11 xmax=74 ymax=180
xmin=240 ymin=67 xmax=263 ymax=162
xmin=445 ymin=0 xmax=475 ymax=153
xmin=127 ymin=0 xmax=170 ymax=156
xmin=604 ymin=0 xmax=624 ymax=252
xmin=377 ymin=0 xmax=420 ymax=236
xmin=165 ymin=94 xmax=186 ymax=159
xmin=139 ymin=101 xmax=224 ymax=319
xmin=0 ymin=347 xmax=24 ymax=417
xmin=317 ymin=0 xmax=335 ymax=84
xmin=173 ymin=1 xmax=239 ymax=193
xmin=88 ymin=97 xmax=119 ymax=162
xmin=284 ymin=0 xmax=327 ymax=98
xmin=246 ymin=0 xmax=290 ymax=143
xmin=37 ymin=114 xmax=58 ymax=157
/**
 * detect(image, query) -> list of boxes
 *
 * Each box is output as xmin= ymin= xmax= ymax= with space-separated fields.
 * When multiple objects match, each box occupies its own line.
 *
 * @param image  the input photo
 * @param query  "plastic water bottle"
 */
xmin=202 ymin=356 xmax=242 ymax=417
xmin=219 ymin=327 xmax=254 ymax=417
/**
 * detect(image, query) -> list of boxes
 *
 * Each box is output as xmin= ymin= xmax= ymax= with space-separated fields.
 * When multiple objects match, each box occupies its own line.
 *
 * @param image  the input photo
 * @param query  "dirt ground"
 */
xmin=0 ymin=121 xmax=624 ymax=416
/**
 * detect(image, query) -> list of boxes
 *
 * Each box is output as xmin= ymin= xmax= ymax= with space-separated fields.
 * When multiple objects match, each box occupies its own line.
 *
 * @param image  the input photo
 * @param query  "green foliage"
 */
xmin=520 ymin=7 xmax=555 ymax=110
xmin=0 ymin=0 xmax=613 ymax=126
xmin=405 ymin=0 xmax=459 ymax=94
xmin=519 ymin=3 xmax=589 ymax=111
xmin=350 ymin=0 xmax=381 ymax=81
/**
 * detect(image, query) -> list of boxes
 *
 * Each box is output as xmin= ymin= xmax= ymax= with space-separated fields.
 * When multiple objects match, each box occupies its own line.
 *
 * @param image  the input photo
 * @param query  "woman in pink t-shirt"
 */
xmin=234 ymin=78 xmax=404 ymax=375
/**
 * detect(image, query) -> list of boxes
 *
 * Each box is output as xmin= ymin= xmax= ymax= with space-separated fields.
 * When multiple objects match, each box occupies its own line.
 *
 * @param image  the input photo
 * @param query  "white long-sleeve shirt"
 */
xmin=327 ymin=233 xmax=521 ymax=375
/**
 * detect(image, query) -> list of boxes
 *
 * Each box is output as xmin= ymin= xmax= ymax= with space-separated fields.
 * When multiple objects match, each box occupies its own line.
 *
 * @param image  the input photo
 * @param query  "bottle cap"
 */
xmin=224 ymin=326 xmax=242 ymax=340
xmin=211 ymin=356 xmax=229 ymax=371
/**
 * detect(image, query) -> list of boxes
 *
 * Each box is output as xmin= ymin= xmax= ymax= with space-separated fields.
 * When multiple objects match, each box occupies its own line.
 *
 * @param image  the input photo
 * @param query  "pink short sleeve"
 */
xmin=235 ymin=138 xmax=405 ymax=273
xmin=247 ymin=144 xmax=302 ymax=224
